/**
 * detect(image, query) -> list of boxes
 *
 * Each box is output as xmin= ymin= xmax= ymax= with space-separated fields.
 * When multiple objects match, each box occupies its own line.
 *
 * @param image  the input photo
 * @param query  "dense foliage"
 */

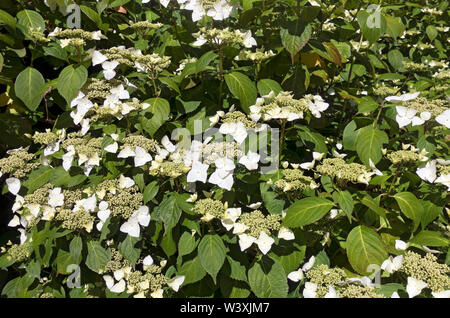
xmin=0 ymin=0 xmax=449 ymax=298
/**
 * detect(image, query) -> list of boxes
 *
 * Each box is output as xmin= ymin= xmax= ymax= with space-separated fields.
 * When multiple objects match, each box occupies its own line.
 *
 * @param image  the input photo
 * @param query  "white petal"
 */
xmin=6 ymin=178 xmax=21 ymax=195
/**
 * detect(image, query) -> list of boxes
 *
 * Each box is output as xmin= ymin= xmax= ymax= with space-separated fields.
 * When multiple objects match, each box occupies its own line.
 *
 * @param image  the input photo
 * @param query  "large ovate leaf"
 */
xmin=57 ymin=65 xmax=88 ymax=105
xmin=356 ymin=125 xmax=388 ymax=166
xmin=393 ymin=192 xmax=424 ymax=231
xmin=346 ymin=225 xmax=388 ymax=275
xmin=224 ymin=72 xmax=257 ymax=114
xmin=141 ymin=97 xmax=170 ymax=137
xmin=248 ymin=256 xmax=288 ymax=298
xmin=197 ymin=234 xmax=226 ymax=283
xmin=284 ymin=197 xmax=334 ymax=228
xmin=14 ymin=67 xmax=45 ymax=111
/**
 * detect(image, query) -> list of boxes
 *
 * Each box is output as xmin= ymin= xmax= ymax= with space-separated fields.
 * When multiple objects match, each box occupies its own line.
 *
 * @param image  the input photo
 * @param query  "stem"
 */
xmin=151 ymin=73 xmax=158 ymax=97
xmin=218 ymin=46 xmax=224 ymax=107
xmin=279 ymin=119 xmax=287 ymax=159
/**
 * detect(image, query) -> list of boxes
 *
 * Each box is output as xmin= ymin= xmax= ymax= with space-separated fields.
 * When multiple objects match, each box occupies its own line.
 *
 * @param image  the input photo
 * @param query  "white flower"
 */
xmin=416 ymin=160 xmax=437 ymax=183
xmin=119 ymin=175 xmax=135 ymax=188
xmin=278 ymin=227 xmax=295 ymax=240
xmin=6 ymin=178 xmax=20 ymax=195
xmin=303 ymin=282 xmax=318 ymax=298
xmin=219 ymin=122 xmax=248 ymax=144
xmin=255 ymin=231 xmax=274 ymax=255
xmin=302 ymin=256 xmax=315 ymax=271
xmin=395 ymin=106 xmax=417 ymax=128
xmin=435 ymin=174 xmax=450 ymax=191
xmin=110 ymin=84 xmax=130 ymax=100
xmin=247 ymin=202 xmax=262 ymax=209
xmin=159 ymin=0 xmax=170 ymax=7
xmin=143 ymin=255 xmax=154 ymax=270
xmin=118 ymin=146 xmax=136 ymax=158
xmin=287 ymin=268 xmax=304 ymax=282
xmin=239 ymin=151 xmax=260 ymax=170
xmin=381 ymin=255 xmax=403 ymax=274
xmin=48 ymin=188 xmax=64 ymax=208
xmin=243 ymin=31 xmax=257 ymax=48
xmin=167 ymin=276 xmax=185 ymax=292
xmin=221 ymin=207 xmax=241 ymax=231
xmin=102 ymin=60 xmax=119 ymax=80
xmin=209 ymin=158 xmax=235 ymax=190
xmin=411 ymin=111 xmax=431 ymax=126
xmin=395 ymin=239 xmax=409 ymax=251
xmin=104 ymin=142 xmax=119 ymax=153
xmin=308 ymin=95 xmax=329 ymax=118
xmin=192 ymin=35 xmax=207 ymax=46
xmin=186 ymin=193 xmax=198 ymax=203
xmin=187 ymin=160 xmax=209 ymax=183
xmin=134 ymin=146 xmax=152 ymax=167
xmin=435 ymin=109 xmax=450 ymax=128
xmin=300 ymin=160 xmax=315 ymax=170
xmin=119 ymin=206 xmax=150 ymax=237
xmin=150 ymin=288 xmax=164 ymax=298
xmin=369 ymin=158 xmax=383 ymax=176
xmin=104 ymin=275 xmax=126 ymax=293
xmin=391 ymin=292 xmax=400 ymax=298
xmin=92 ymin=50 xmax=108 ymax=66
xmin=324 ymin=286 xmax=339 ymax=298
xmin=432 ymin=290 xmax=450 ymax=298
xmin=238 ymin=233 xmax=257 ymax=251
xmin=8 ymin=215 xmax=21 ymax=227
xmin=96 ymin=201 xmax=111 ymax=231
xmin=385 ymin=92 xmax=420 ymax=103
xmin=161 ymin=135 xmax=176 ymax=153
xmin=406 ymin=277 xmax=427 ymax=298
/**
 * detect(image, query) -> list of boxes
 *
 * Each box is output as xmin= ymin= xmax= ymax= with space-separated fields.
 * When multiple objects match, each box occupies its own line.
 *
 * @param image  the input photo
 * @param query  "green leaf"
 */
xmin=280 ymin=25 xmax=312 ymax=60
xmin=284 ymin=197 xmax=334 ymax=228
xmin=393 ymin=192 xmax=424 ymax=231
xmin=226 ymin=256 xmax=248 ymax=282
xmin=357 ymin=97 xmax=379 ymax=114
xmin=248 ymin=256 xmax=288 ymax=298
xmin=80 ymin=5 xmax=102 ymax=27
xmin=426 ymin=25 xmax=438 ymax=42
xmin=387 ymin=49 xmax=404 ymax=70
xmin=257 ymin=79 xmax=283 ymax=96
xmin=118 ymin=236 xmax=140 ymax=264
xmin=178 ymin=257 xmax=207 ymax=286
xmin=335 ymin=190 xmax=354 ymax=222
xmin=346 ymin=225 xmax=388 ymax=275
xmin=224 ymin=72 xmax=257 ymax=114
xmin=178 ymin=232 xmax=197 ymax=257
xmin=22 ymin=166 xmax=52 ymax=194
xmin=69 ymin=236 xmax=83 ymax=264
xmin=85 ymin=241 xmax=110 ymax=273
xmin=198 ymin=234 xmax=226 ymax=283
xmin=356 ymin=126 xmax=388 ymax=166
xmin=143 ymin=181 xmax=159 ymax=204
xmin=56 ymin=250 xmax=77 ymax=275
xmin=421 ymin=201 xmax=442 ymax=228
xmin=409 ymin=231 xmax=449 ymax=247
xmin=357 ymin=9 xmax=386 ymax=44
xmin=141 ymin=97 xmax=170 ymax=137
xmin=159 ymin=194 xmax=182 ymax=235
xmin=57 ymin=65 xmax=88 ymax=105
xmin=343 ymin=120 xmax=360 ymax=151
xmin=14 ymin=67 xmax=45 ymax=111
xmin=17 ymin=10 xmax=45 ymax=35
xmin=0 ymin=9 xmax=16 ymax=29
xmin=297 ymin=126 xmax=328 ymax=153
xmin=360 ymin=195 xmax=387 ymax=219
xmin=385 ymin=16 xmax=405 ymax=39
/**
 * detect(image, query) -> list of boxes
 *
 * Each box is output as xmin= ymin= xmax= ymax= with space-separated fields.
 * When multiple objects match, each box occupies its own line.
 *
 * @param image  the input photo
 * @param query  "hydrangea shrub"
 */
xmin=0 ymin=0 xmax=449 ymax=298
